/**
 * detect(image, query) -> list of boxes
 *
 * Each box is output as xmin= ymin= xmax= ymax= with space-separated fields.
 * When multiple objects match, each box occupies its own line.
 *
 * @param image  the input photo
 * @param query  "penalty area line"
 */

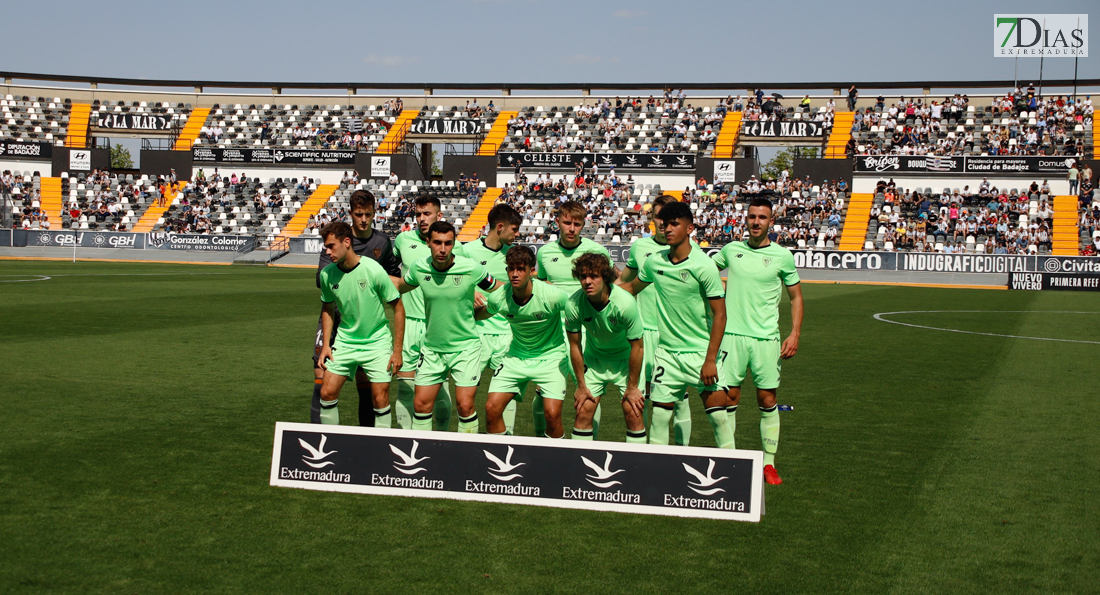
xmin=872 ymin=310 xmax=1100 ymax=345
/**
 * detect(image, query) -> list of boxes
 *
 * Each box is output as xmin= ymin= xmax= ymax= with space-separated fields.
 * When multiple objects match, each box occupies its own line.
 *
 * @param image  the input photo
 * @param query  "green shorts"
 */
xmin=488 ymin=353 xmax=568 ymax=401
xmin=478 ymin=332 xmax=511 ymax=371
xmin=642 ymin=328 xmax=659 ymax=386
xmin=650 ymin=347 xmax=719 ymax=404
xmin=584 ymin=357 xmax=629 ymax=399
xmin=399 ymin=317 xmax=427 ymax=374
xmin=415 ymin=344 xmax=484 ymax=388
xmin=719 ymin=333 xmax=782 ymax=390
xmin=326 ymin=341 xmax=393 ymax=381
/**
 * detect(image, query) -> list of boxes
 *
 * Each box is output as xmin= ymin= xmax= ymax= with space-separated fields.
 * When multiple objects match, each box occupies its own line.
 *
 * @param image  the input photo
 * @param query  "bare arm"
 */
xmin=388 ymin=298 xmax=405 ymax=373
xmin=701 ymin=296 xmax=726 ymax=386
xmin=318 ymin=301 xmax=336 ymax=370
xmin=620 ymin=276 xmax=649 ymax=296
xmin=781 ymin=283 xmax=803 ymax=359
xmin=392 ymin=275 xmax=416 ymax=294
xmin=622 ymin=338 xmax=644 ymax=417
xmin=619 ymin=266 xmax=638 ymax=284
xmin=568 ymin=331 xmax=595 ymax=413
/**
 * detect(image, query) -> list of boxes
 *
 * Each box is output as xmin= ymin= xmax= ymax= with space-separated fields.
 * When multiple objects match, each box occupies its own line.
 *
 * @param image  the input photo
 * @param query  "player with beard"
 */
xmin=392 ymin=195 xmax=463 ymax=430
xmin=310 ymin=190 xmax=401 ymax=425
xmin=394 ymin=221 xmax=502 ymax=433
xmin=711 ymin=197 xmax=803 ymax=485
xmin=462 ymin=204 xmax=524 ymax=434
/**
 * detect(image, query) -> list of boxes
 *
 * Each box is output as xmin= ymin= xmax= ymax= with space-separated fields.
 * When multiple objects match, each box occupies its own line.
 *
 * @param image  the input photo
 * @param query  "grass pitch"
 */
xmin=0 ymin=260 xmax=1097 ymax=594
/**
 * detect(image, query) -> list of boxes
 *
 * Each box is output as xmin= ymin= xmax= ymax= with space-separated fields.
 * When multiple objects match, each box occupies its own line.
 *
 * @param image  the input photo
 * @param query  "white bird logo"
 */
xmin=683 ymin=459 xmax=728 ymax=496
xmin=390 ymin=441 xmax=430 ymax=475
xmin=299 ymin=435 xmax=337 ymax=469
xmin=581 ymin=453 xmax=625 ymax=488
xmin=483 ymin=446 xmax=525 ymax=482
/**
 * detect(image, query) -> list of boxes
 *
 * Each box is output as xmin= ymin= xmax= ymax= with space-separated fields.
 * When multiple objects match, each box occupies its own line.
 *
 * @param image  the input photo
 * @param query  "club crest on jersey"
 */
xmin=452 ymin=276 xmax=462 ymax=286
xmin=374 ymin=248 xmax=382 ymax=258
xmin=358 ymin=279 xmax=368 ymax=290
xmin=534 ymin=312 xmax=545 ymax=320
xmin=679 ymin=271 xmax=689 ymax=282
xmin=762 ymin=257 xmax=773 ymax=267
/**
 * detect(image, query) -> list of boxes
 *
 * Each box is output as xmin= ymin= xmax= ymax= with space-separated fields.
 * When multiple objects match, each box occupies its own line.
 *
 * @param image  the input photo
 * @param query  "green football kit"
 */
xmin=462 ymin=237 xmax=513 ymax=371
xmin=484 ymin=279 xmax=570 ymax=401
xmin=403 ymin=254 xmax=494 ymax=388
xmin=564 ymin=284 xmax=643 ymax=399
xmin=318 ymin=257 xmax=400 ymax=380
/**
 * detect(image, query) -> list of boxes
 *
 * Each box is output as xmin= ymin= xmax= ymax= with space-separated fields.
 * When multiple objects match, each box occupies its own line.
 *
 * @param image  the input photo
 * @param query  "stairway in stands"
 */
xmin=838 ymin=193 xmax=873 ymax=251
xmin=478 ymin=111 xmax=518 ymax=155
xmin=1052 ymin=195 xmax=1080 ymax=255
xmin=131 ymin=187 xmax=182 ymax=232
xmin=377 ymin=110 xmax=421 ymax=154
xmin=173 ymin=108 xmax=211 ymax=150
xmin=39 ymin=177 xmax=63 ymax=224
xmin=64 ymin=104 xmax=92 ymax=148
xmin=711 ymin=112 xmax=743 ymax=159
xmin=824 ymin=112 xmax=854 ymax=158
xmin=457 ymin=188 xmax=502 ymax=242
xmin=279 ymin=184 xmax=339 ymax=238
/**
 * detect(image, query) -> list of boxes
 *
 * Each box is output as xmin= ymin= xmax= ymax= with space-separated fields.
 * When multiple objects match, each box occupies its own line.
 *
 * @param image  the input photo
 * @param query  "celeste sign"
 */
xmin=498 ymin=152 xmax=695 ymax=171
xmin=270 ymin=422 xmax=764 ymax=521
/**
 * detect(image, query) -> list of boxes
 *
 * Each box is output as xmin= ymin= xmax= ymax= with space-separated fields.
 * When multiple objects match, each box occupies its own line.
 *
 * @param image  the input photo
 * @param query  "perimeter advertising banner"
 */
xmin=21 ymin=229 xmax=146 ymax=249
xmin=147 ymin=232 xmax=255 ymax=252
xmin=1009 ymin=271 xmax=1100 ymax=291
xmin=0 ymin=141 xmax=53 ymax=159
xmin=270 ymin=423 xmax=764 ymax=522
xmin=853 ymin=155 xmax=1075 ymax=174
xmin=498 ymin=152 xmax=696 ymax=171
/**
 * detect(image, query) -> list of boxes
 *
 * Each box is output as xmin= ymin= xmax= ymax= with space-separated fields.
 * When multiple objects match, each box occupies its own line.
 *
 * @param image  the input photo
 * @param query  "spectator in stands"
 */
xmin=847 ymin=85 xmax=858 ymax=111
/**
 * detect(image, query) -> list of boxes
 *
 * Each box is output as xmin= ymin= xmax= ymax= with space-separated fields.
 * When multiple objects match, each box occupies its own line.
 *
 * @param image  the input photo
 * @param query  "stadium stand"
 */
xmin=1 ymin=96 xmax=71 ymax=144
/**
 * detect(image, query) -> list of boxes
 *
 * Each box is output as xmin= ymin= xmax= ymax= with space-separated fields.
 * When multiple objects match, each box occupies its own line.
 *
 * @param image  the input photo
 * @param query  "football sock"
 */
xmin=434 ymin=383 xmax=453 ymax=431
xmin=412 ymin=411 xmax=433 ymax=432
xmin=310 ymin=378 xmax=323 ymax=424
xmin=357 ymin=381 xmax=375 ymax=427
xmin=319 ymin=399 xmax=339 ymax=425
xmin=591 ymin=403 xmax=602 ymax=440
xmin=625 ymin=429 xmax=647 ymax=444
xmin=760 ymin=405 xmax=780 ymax=466
xmin=532 ymin=392 xmax=546 ymax=437
xmin=503 ymin=400 xmax=517 ymax=435
xmin=571 ymin=427 xmax=594 ymax=441
xmin=649 ymin=405 xmax=674 ymax=445
xmin=726 ymin=405 xmax=738 ymax=449
xmin=457 ymin=413 xmax=479 ymax=434
xmin=394 ymin=377 xmax=415 ymax=430
xmin=673 ymin=397 xmax=692 ymax=446
xmin=706 ymin=406 xmax=734 ymax=449
xmin=373 ymin=406 xmax=392 ymax=429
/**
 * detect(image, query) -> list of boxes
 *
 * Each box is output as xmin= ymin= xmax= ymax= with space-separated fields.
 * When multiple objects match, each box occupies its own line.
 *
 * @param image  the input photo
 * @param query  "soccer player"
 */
xmin=392 ymin=195 xmax=460 ymax=430
xmin=310 ymin=190 xmax=402 ymax=426
xmin=620 ymin=194 xmax=693 ymax=444
xmin=565 ymin=253 xmax=646 ymax=443
xmin=462 ymin=203 xmax=523 ymax=434
xmin=394 ymin=221 xmax=501 ymax=433
xmin=316 ymin=221 xmax=405 ymax=426
xmin=482 ymin=246 xmax=571 ymax=438
xmin=536 ymin=200 xmax=614 ymax=437
xmin=712 ymin=197 xmax=803 ymax=485
xmin=624 ymin=202 xmax=732 ymax=448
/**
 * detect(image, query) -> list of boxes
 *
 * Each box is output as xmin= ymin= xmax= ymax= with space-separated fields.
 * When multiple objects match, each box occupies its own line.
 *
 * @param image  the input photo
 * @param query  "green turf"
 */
xmin=0 ymin=261 xmax=1097 ymax=594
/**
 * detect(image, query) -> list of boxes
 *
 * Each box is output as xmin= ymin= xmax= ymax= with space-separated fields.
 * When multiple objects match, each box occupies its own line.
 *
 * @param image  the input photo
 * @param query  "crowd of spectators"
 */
xmin=852 ymin=86 xmax=1093 ymax=157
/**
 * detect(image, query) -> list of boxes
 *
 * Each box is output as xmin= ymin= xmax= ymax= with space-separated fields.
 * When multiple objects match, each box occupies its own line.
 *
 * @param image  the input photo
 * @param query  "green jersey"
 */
xmin=485 ymin=279 xmax=568 ymax=359
xmin=564 ymin=284 xmax=643 ymax=361
xmin=393 ymin=230 xmax=465 ymax=320
xmin=535 ymin=238 xmax=610 ymax=296
xmin=319 ymin=258 xmax=400 ymax=346
xmin=403 ymin=254 xmax=493 ymax=353
xmin=712 ymin=241 xmax=800 ymax=340
xmin=462 ymin=237 xmax=511 ymax=335
xmin=638 ymin=247 xmax=725 ymax=352
xmin=625 ymin=236 xmax=702 ymax=331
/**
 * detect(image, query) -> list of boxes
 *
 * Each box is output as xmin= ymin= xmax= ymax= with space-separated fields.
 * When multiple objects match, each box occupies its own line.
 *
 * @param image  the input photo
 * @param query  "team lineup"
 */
xmin=311 ymin=190 xmax=803 ymax=485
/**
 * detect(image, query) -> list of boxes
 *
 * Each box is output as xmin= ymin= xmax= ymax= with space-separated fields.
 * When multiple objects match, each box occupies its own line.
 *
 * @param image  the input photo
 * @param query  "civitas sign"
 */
xmin=270 ymin=423 xmax=764 ymax=521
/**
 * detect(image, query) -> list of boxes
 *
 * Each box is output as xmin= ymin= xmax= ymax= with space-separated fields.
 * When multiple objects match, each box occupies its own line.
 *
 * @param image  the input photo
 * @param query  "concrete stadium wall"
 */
xmin=141 ymin=150 xmax=193 ymax=181
xmin=852 ymin=176 xmax=1071 ymax=195
xmin=442 ymin=155 xmax=496 ymax=183
xmin=189 ymin=167 xmax=348 ymax=185
xmin=0 ymin=159 xmax=51 ymax=176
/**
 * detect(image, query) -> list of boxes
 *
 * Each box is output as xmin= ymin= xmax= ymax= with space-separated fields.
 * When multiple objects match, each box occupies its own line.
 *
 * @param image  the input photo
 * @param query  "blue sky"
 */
xmin=2 ymin=0 xmax=1094 ymax=87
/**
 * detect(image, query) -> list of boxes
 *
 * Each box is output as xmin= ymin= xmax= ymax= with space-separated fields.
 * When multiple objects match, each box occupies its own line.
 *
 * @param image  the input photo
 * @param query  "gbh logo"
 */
xmin=995 ymin=14 xmax=1087 ymax=57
